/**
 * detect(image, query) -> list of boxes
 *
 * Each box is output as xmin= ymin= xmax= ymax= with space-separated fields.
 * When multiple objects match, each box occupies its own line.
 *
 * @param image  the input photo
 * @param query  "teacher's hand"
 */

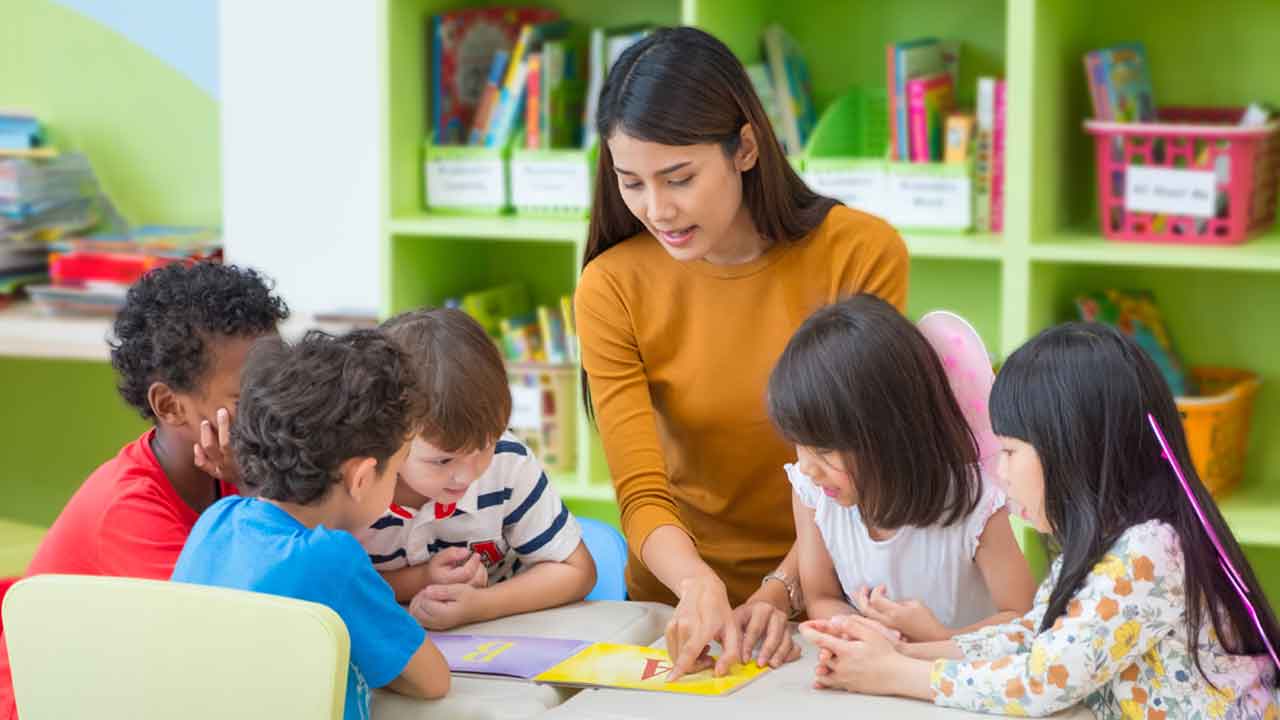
xmin=665 ymin=574 xmax=741 ymax=681
xmin=732 ymin=598 xmax=800 ymax=669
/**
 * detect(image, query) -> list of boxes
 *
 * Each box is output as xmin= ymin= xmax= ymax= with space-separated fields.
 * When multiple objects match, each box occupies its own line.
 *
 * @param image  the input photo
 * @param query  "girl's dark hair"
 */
xmin=581 ymin=26 xmax=839 ymax=420
xmin=767 ymin=294 xmax=981 ymax=529
xmin=991 ymin=322 xmax=1279 ymax=686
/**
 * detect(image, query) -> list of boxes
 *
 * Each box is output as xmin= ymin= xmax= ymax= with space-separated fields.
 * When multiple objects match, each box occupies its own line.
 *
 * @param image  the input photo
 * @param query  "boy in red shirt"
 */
xmin=0 ymin=262 xmax=288 ymax=718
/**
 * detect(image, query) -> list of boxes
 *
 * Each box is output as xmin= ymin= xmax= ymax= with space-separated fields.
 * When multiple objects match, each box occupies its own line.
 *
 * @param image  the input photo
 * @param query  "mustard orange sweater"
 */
xmin=575 ymin=206 xmax=908 ymax=604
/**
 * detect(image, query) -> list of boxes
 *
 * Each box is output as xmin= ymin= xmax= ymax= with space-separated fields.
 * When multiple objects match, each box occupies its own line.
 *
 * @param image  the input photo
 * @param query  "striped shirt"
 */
xmin=359 ymin=433 xmax=582 ymax=583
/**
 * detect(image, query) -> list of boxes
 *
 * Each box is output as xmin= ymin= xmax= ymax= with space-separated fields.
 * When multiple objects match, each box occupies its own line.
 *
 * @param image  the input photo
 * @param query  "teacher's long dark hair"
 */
xmin=580 ymin=26 xmax=838 ymax=419
xmin=991 ymin=323 xmax=1280 ymax=687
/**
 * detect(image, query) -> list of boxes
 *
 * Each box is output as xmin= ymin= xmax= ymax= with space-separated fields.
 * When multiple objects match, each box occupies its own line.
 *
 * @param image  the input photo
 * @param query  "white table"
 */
xmin=372 ymin=600 xmax=674 ymax=720
xmin=539 ymin=630 xmax=1095 ymax=720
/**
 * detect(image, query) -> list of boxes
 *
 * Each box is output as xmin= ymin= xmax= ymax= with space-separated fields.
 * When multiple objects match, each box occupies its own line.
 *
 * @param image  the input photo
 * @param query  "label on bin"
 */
xmin=512 ymin=159 xmax=590 ymax=209
xmin=803 ymin=167 xmax=887 ymax=215
xmin=886 ymin=171 xmax=972 ymax=229
xmin=509 ymin=384 xmax=542 ymax=430
xmin=426 ymin=159 xmax=505 ymax=208
xmin=1124 ymin=167 xmax=1216 ymax=218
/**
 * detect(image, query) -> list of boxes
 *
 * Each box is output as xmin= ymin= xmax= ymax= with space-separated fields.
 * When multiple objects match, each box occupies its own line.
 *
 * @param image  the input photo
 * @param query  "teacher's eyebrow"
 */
xmin=613 ymin=161 xmax=692 ymax=177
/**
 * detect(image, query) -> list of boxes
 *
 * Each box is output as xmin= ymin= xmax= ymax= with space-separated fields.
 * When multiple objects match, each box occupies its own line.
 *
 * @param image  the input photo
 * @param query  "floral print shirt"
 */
xmin=931 ymin=520 xmax=1279 ymax=719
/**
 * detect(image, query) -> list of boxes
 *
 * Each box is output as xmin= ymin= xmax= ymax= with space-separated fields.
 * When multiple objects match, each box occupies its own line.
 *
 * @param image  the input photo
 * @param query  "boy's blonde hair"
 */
xmin=381 ymin=307 xmax=511 ymax=452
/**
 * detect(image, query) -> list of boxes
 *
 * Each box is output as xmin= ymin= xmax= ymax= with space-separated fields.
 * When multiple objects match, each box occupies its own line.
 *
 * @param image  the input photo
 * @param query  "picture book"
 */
xmin=906 ymin=72 xmax=953 ymax=162
xmin=762 ymin=24 xmax=816 ymax=155
xmin=432 ymin=634 xmax=591 ymax=679
xmin=891 ymin=38 xmax=945 ymax=162
xmin=944 ymin=112 xmax=974 ymax=164
xmin=534 ymin=642 xmax=771 ymax=696
xmin=430 ymin=7 xmax=558 ymax=145
xmin=1084 ymin=42 xmax=1155 ymax=123
xmin=542 ymin=41 xmax=585 ymax=149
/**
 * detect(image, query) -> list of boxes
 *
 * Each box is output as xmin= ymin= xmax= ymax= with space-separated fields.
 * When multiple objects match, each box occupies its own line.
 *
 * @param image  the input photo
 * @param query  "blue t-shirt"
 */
xmin=172 ymin=496 xmax=426 ymax=720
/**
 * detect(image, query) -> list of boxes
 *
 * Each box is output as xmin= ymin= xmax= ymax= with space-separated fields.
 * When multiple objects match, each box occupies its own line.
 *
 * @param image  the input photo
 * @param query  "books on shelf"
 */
xmin=906 ymin=72 xmax=954 ymax=163
xmin=888 ymin=38 xmax=945 ymax=161
xmin=762 ymin=24 xmax=816 ymax=156
xmin=1084 ymin=42 xmax=1155 ymax=123
xmin=430 ymin=7 xmax=559 ymax=146
xmin=0 ymin=112 xmax=44 ymax=152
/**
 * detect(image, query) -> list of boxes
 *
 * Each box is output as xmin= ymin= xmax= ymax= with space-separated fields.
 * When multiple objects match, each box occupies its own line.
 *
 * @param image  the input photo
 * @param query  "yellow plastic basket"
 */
xmin=1176 ymin=367 xmax=1261 ymax=498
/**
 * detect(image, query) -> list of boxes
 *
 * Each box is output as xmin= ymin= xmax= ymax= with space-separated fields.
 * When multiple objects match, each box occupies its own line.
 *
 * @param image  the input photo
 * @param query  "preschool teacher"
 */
xmin=574 ymin=27 xmax=908 ymax=678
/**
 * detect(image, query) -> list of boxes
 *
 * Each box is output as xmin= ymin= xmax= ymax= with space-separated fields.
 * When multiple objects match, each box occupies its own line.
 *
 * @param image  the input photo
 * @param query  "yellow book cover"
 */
xmin=534 ymin=643 xmax=769 ymax=696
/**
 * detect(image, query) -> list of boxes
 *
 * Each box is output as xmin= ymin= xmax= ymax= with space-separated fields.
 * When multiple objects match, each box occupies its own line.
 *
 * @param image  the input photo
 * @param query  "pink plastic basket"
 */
xmin=1084 ymin=107 xmax=1280 ymax=245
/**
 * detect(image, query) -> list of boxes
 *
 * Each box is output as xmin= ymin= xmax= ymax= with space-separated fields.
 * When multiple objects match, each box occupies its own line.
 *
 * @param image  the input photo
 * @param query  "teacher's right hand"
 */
xmin=665 ymin=573 xmax=742 ymax=681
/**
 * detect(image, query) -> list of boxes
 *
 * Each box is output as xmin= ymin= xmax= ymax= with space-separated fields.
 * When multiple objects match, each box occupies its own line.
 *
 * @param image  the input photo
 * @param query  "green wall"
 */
xmin=0 ymin=0 xmax=219 ymax=529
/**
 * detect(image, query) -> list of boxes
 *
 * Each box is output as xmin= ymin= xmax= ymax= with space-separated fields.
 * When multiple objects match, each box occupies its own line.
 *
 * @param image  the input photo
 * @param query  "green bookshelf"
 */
xmin=379 ymin=0 xmax=1280 ymax=598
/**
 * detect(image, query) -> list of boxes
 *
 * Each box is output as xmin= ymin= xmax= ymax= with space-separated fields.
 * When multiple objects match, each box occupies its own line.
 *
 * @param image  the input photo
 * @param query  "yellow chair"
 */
xmin=3 ymin=575 xmax=350 ymax=720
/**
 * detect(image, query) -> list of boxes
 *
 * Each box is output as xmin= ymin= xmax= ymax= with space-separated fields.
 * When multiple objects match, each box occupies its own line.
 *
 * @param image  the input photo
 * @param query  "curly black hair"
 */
xmin=232 ymin=329 xmax=425 ymax=505
xmin=109 ymin=262 xmax=289 ymax=420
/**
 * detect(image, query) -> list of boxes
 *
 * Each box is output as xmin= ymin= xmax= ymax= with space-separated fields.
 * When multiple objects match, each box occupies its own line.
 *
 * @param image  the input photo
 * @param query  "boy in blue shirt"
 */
xmin=173 ymin=329 xmax=449 ymax=719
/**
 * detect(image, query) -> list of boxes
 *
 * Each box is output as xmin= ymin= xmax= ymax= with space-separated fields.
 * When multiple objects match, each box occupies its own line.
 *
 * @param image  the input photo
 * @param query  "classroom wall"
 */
xmin=0 ymin=0 xmax=217 ymax=523
xmin=218 ymin=2 xmax=383 ymax=317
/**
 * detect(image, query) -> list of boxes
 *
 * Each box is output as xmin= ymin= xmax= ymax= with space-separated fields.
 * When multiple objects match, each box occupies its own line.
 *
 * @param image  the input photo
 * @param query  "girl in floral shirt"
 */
xmin=800 ymin=323 xmax=1280 ymax=719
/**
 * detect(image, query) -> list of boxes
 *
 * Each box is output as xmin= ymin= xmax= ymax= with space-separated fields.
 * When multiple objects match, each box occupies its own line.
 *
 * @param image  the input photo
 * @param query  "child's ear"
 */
xmin=734 ymin=122 xmax=760 ymax=172
xmin=340 ymin=456 xmax=380 ymax=500
xmin=147 ymin=382 xmax=188 ymax=428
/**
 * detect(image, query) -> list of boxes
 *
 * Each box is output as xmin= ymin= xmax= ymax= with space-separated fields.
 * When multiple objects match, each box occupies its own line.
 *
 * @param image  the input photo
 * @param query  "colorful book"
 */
xmin=990 ymin=79 xmax=1007 ymax=234
xmin=944 ymin=112 xmax=974 ymax=164
xmin=906 ymin=72 xmax=953 ymax=162
xmin=469 ymin=50 xmax=511 ymax=146
xmin=430 ymin=8 xmax=557 ymax=145
xmin=762 ymin=24 xmax=816 ymax=155
xmin=433 ymin=635 xmax=590 ymax=679
xmin=892 ymin=38 xmax=945 ymax=162
xmin=525 ymin=53 xmax=543 ymax=149
xmin=1094 ymin=42 xmax=1155 ymax=123
xmin=560 ymin=294 xmax=578 ymax=363
xmin=1083 ymin=50 xmax=1113 ymax=120
xmin=536 ymin=304 xmax=567 ymax=363
xmin=885 ymin=44 xmax=899 ymax=159
xmin=973 ymin=77 xmax=997 ymax=232
xmin=534 ymin=643 xmax=770 ymax=696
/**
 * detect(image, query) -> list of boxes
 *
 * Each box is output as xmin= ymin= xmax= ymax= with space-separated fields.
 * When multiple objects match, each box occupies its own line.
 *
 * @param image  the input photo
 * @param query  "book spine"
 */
xmin=907 ymin=78 xmax=930 ymax=163
xmin=560 ymin=295 xmax=577 ymax=363
xmin=885 ymin=43 xmax=898 ymax=160
xmin=990 ymin=79 xmax=1007 ymax=234
xmin=974 ymin=77 xmax=996 ymax=232
xmin=431 ymin=15 xmax=444 ymax=144
xmin=487 ymin=60 xmax=529 ymax=148
xmin=470 ymin=50 xmax=509 ymax=145
xmin=526 ymin=54 xmax=542 ymax=149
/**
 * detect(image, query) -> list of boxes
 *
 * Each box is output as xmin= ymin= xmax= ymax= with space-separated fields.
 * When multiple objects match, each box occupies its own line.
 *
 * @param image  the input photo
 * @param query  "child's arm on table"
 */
xmin=793 ymin=491 xmax=856 ymax=620
xmin=410 ymin=541 xmax=596 ymax=630
xmin=386 ymin=636 xmax=451 ymax=700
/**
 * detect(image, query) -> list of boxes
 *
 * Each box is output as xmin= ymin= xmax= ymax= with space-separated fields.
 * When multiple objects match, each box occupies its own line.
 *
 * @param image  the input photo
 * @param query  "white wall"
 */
xmin=218 ymin=1 xmax=382 ymax=316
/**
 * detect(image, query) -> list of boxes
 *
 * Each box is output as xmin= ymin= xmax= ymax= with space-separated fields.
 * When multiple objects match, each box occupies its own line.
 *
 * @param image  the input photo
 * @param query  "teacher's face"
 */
xmin=607 ymin=129 xmax=758 ymax=264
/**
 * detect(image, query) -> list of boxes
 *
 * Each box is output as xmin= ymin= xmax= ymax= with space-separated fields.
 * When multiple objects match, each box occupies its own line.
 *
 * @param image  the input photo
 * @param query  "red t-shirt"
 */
xmin=0 ymin=429 xmax=234 ymax=719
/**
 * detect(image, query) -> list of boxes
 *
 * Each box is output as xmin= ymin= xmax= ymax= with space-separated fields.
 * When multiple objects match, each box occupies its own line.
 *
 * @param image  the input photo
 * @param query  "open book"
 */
xmin=435 ymin=634 xmax=770 ymax=696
